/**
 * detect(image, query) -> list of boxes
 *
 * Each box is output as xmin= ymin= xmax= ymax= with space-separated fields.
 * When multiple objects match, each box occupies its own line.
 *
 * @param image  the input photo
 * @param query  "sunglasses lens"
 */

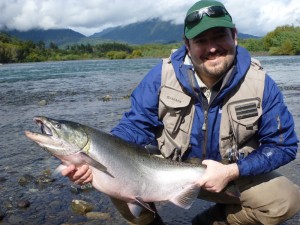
xmin=185 ymin=6 xmax=230 ymax=28
xmin=185 ymin=11 xmax=200 ymax=27
xmin=207 ymin=6 xmax=226 ymax=17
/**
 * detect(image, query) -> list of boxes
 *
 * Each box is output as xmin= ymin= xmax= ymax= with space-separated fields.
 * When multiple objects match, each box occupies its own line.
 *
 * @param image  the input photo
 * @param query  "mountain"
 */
xmin=91 ymin=18 xmax=260 ymax=44
xmin=91 ymin=18 xmax=183 ymax=44
xmin=2 ymin=19 xmax=260 ymax=46
xmin=3 ymin=29 xmax=86 ymax=46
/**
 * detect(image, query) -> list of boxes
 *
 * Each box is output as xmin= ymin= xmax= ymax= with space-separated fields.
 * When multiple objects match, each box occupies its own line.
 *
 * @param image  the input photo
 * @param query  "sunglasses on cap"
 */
xmin=185 ymin=5 xmax=232 ymax=28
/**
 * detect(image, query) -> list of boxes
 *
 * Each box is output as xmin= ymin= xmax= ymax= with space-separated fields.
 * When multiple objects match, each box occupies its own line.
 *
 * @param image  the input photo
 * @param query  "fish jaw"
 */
xmin=25 ymin=130 xmax=63 ymax=149
xmin=24 ymin=116 xmax=86 ymax=156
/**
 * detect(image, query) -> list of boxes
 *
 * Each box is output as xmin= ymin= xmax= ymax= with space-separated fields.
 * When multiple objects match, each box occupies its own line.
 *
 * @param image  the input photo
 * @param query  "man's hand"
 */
xmin=197 ymin=160 xmax=239 ymax=193
xmin=61 ymin=164 xmax=93 ymax=185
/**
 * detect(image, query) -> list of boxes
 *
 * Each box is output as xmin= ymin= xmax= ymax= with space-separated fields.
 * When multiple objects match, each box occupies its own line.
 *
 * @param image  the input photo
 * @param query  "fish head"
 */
xmin=25 ymin=116 xmax=89 ymax=156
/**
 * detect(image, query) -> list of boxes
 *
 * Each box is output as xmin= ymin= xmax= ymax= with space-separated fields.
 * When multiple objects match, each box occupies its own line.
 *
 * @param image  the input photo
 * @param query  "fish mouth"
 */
xmin=24 ymin=116 xmax=57 ymax=144
xmin=35 ymin=117 xmax=53 ymax=136
xmin=25 ymin=116 xmax=71 ymax=155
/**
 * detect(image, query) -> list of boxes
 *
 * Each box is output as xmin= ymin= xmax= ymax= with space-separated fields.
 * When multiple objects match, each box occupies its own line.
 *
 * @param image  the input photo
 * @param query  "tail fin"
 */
xmin=224 ymin=181 xmax=240 ymax=198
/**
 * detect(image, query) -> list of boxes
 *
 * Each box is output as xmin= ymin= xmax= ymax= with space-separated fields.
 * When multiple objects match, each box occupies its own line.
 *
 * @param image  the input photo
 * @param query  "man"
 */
xmin=62 ymin=0 xmax=300 ymax=224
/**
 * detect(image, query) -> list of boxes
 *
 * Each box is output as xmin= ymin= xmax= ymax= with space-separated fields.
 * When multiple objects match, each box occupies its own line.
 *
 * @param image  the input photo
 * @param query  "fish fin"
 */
xmin=169 ymin=184 xmax=200 ymax=209
xmin=134 ymin=197 xmax=155 ymax=214
xmin=53 ymin=164 xmax=67 ymax=176
xmin=109 ymin=197 xmax=156 ymax=224
xmin=224 ymin=181 xmax=240 ymax=198
xmin=127 ymin=202 xmax=144 ymax=218
xmin=79 ymin=152 xmax=114 ymax=178
xmin=144 ymin=144 xmax=161 ymax=155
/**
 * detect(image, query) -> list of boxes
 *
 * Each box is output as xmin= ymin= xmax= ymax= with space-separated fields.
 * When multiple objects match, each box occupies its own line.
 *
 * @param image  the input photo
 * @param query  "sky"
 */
xmin=0 ymin=0 xmax=300 ymax=37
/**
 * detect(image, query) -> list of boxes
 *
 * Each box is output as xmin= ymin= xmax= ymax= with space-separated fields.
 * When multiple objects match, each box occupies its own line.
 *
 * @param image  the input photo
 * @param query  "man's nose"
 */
xmin=207 ymin=40 xmax=218 ymax=52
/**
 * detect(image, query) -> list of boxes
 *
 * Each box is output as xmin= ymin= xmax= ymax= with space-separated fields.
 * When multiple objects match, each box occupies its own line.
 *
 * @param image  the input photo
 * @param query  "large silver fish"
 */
xmin=25 ymin=116 xmax=238 ymax=223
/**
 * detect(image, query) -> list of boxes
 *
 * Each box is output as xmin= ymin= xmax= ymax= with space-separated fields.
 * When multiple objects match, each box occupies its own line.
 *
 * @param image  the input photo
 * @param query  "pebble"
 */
xmin=0 ymin=210 xmax=5 ymax=221
xmin=0 ymin=177 xmax=7 ymax=183
xmin=38 ymin=99 xmax=47 ymax=106
xmin=101 ymin=95 xmax=112 ymax=102
xmin=8 ymin=215 xmax=23 ymax=225
xmin=80 ymin=183 xmax=93 ymax=192
xmin=34 ymin=175 xmax=54 ymax=185
xmin=3 ymin=201 xmax=13 ymax=209
xmin=17 ymin=200 xmax=30 ymax=209
xmin=71 ymin=199 xmax=93 ymax=215
xmin=70 ymin=185 xmax=81 ymax=194
xmin=86 ymin=212 xmax=111 ymax=220
xmin=18 ymin=174 xmax=34 ymax=186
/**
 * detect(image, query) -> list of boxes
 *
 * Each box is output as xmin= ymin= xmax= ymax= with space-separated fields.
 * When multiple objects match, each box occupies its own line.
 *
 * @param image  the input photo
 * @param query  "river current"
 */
xmin=0 ymin=56 xmax=299 ymax=224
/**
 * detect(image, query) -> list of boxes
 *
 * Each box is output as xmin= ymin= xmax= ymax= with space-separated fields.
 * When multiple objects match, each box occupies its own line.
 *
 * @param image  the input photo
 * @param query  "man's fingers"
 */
xmin=201 ymin=159 xmax=211 ymax=167
xmin=61 ymin=164 xmax=76 ymax=177
xmin=82 ymin=173 xmax=93 ymax=184
xmin=75 ymin=168 xmax=93 ymax=184
xmin=60 ymin=164 xmax=93 ymax=185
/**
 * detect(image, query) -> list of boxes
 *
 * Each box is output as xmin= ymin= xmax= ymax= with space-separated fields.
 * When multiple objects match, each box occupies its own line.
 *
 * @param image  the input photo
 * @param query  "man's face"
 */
xmin=185 ymin=27 xmax=237 ymax=82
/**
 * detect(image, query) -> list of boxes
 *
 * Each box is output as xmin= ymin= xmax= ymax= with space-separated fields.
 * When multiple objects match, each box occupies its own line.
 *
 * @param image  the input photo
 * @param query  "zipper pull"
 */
xmin=202 ymin=110 xmax=207 ymax=131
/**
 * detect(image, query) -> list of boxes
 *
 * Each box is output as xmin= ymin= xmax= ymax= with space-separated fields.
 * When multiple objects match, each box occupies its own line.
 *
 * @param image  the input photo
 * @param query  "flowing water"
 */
xmin=0 ymin=56 xmax=299 ymax=224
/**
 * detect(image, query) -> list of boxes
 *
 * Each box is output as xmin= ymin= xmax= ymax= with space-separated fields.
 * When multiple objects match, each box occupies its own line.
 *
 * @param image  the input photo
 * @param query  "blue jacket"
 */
xmin=111 ymin=45 xmax=298 ymax=177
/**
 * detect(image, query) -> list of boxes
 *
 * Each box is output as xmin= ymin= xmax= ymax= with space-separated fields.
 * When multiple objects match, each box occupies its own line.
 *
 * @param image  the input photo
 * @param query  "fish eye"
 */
xmin=54 ymin=123 xmax=61 ymax=129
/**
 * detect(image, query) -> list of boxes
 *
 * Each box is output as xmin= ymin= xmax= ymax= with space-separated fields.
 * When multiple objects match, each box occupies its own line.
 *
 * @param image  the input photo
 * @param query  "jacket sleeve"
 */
xmin=237 ymin=74 xmax=299 ymax=177
xmin=111 ymin=62 xmax=163 ymax=146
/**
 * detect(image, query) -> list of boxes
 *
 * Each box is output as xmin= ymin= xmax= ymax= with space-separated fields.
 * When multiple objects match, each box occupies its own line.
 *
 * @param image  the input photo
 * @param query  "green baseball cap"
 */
xmin=184 ymin=0 xmax=235 ymax=39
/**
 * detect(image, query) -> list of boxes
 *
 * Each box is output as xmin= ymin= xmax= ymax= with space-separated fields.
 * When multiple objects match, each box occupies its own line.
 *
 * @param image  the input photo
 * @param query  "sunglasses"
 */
xmin=185 ymin=5 xmax=232 ymax=28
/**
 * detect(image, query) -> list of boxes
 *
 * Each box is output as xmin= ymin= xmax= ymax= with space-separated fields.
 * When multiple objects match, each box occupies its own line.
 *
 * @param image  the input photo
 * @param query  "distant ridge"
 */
xmin=4 ymin=29 xmax=85 ymax=46
xmin=91 ymin=18 xmax=260 ymax=44
xmin=2 ymin=19 xmax=260 ymax=46
xmin=91 ymin=18 xmax=184 ymax=44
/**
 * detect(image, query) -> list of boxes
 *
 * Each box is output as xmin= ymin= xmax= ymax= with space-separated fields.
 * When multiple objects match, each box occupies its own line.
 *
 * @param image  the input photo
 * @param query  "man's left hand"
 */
xmin=197 ymin=160 xmax=239 ymax=193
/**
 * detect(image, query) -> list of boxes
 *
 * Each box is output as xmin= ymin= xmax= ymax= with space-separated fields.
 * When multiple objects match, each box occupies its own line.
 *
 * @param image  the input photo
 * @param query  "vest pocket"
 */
xmin=159 ymin=86 xmax=192 ymax=134
xmin=227 ymin=98 xmax=261 ymax=130
xmin=227 ymin=98 xmax=262 ymax=145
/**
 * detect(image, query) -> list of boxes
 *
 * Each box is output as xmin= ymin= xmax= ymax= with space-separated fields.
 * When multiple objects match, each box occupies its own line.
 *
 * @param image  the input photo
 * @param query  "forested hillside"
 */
xmin=239 ymin=25 xmax=300 ymax=55
xmin=1 ymin=25 xmax=299 ymax=64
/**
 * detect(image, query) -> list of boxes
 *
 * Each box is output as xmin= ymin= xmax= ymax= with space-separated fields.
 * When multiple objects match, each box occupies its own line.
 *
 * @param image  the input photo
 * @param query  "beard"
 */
xmin=198 ymin=51 xmax=235 ymax=79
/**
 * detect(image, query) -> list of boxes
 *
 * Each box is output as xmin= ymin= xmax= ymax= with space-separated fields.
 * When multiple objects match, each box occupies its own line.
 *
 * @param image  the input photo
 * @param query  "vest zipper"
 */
xmin=202 ymin=110 xmax=207 ymax=131
xmin=202 ymin=109 xmax=208 ymax=159
xmin=201 ymin=87 xmax=222 ymax=160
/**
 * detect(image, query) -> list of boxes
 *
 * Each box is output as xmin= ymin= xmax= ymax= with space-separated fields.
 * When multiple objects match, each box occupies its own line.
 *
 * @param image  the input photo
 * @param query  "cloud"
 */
xmin=224 ymin=0 xmax=300 ymax=36
xmin=0 ymin=0 xmax=299 ymax=36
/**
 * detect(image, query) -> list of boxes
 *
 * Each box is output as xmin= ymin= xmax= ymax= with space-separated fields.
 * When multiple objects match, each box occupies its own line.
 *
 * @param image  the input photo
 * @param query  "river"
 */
xmin=0 ymin=56 xmax=299 ymax=224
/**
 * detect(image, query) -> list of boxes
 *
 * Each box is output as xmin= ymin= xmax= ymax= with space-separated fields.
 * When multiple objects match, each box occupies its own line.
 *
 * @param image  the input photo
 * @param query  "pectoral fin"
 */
xmin=53 ymin=164 xmax=67 ymax=176
xmin=127 ymin=202 xmax=144 ymax=218
xmin=109 ymin=197 xmax=156 ymax=225
xmin=135 ymin=197 xmax=156 ymax=214
xmin=170 ymin=184 xmax=200 ymax=209
xmin=79 ymin=152 xmax=114 ymax=178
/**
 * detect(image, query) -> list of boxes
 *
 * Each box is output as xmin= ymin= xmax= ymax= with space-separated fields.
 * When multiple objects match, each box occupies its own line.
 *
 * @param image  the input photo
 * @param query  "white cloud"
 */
xmin=0 ymin=0 xmax=299 ymax=36
xmin=224 ymin=0 xmax=300 ymax=36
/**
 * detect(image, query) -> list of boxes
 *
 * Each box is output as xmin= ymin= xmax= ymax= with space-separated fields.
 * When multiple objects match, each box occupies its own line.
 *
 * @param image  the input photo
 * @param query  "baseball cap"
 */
xmin=184 ymin=0 xmax=235 ymax=39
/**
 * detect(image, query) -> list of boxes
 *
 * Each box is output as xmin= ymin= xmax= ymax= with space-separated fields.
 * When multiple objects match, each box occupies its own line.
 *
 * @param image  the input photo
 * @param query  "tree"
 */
xmin=49 ymin=42 xmax=58 ymax=50
xmin=262 ymin=25 xmax=300 ymax=55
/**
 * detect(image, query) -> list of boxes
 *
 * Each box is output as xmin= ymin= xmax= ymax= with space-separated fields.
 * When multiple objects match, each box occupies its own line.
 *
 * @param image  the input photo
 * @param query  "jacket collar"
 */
xmin=169 ymin=45 xmax=252 ymax=104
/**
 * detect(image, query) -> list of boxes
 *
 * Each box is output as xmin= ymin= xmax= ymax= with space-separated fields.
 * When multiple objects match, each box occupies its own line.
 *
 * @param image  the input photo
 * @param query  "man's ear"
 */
xmin=185 ymin=38 xmax=191 ymax=56
xmin=232 ymin=28 xmax=238 ymax=46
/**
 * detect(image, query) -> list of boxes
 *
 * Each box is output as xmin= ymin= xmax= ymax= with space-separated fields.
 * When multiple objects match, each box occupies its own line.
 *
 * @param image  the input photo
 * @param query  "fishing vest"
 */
xmin=157 ymin=56 xmax=265 ymax=163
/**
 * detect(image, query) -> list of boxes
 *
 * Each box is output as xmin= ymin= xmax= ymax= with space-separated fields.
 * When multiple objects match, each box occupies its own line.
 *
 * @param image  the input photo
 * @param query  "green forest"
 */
xmin=0 ymin=25 xmax=299 ymax=64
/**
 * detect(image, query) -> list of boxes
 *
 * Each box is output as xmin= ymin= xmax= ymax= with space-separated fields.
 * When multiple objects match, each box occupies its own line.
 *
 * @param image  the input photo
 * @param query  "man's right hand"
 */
xmin=61 ymin=164 xmax=93 ymax=185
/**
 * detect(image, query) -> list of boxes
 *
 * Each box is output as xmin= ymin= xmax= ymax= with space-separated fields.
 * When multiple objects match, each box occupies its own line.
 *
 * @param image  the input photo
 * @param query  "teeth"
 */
xmin=42 ymin=125 xmax=53 ymax=136
xmin=36 ymin=119 xmax=53 ymax=136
